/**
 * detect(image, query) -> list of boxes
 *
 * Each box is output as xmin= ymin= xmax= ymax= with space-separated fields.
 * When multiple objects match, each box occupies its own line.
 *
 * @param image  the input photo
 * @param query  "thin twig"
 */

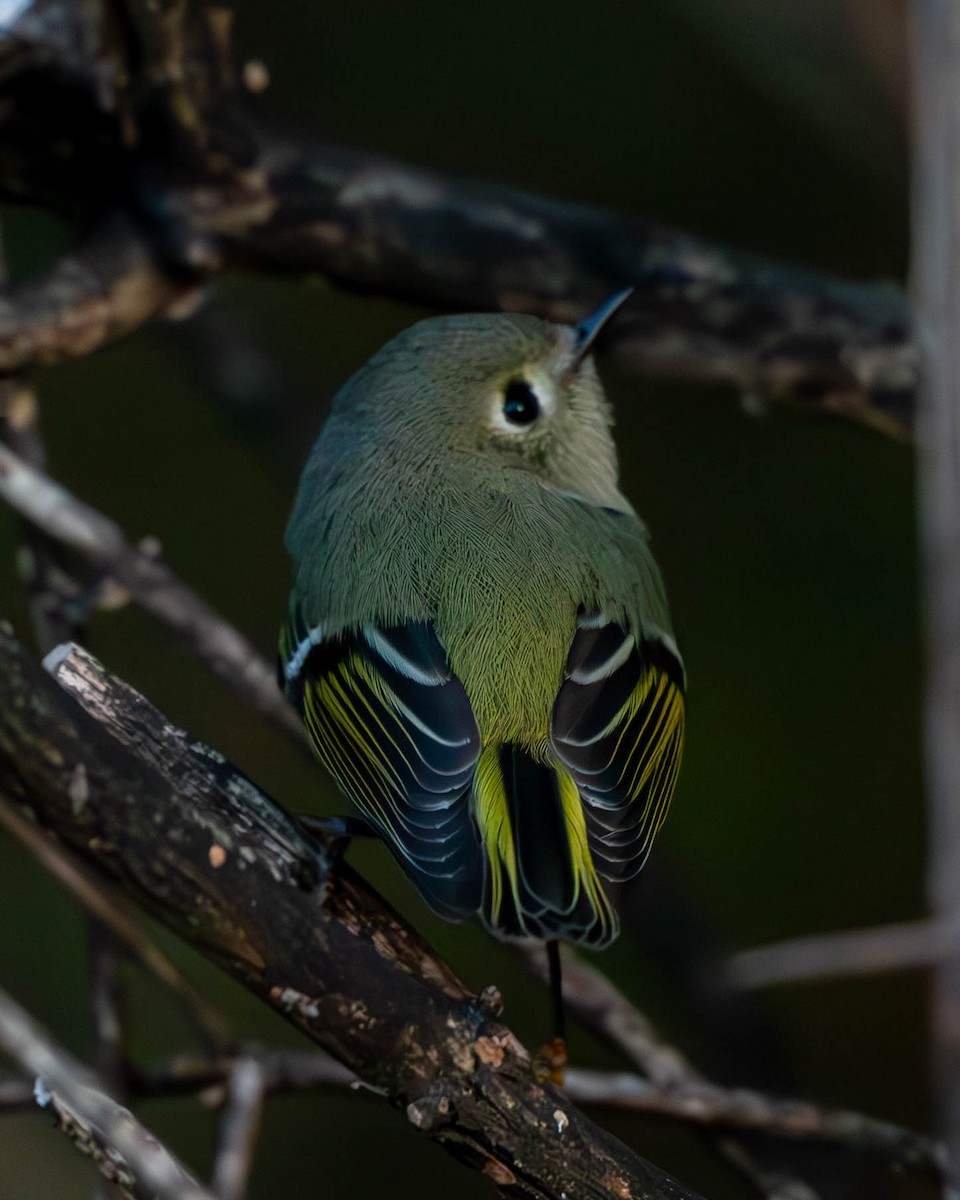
xmin=911 ymin=0 xmax=960 ymax=1187
xmin=88 ymin=920 xmax=127 ymax=1088
xmin=0 ymin=983 xmax=215 ymax=1200
xmin=730 ymin=917 xmax=945 ymax=987
xmin=0 ymin=794 xmax=231 ymax=1049
xmin=0 ymin=1077 xmax=35 ymax=1109
xmin=0 ymin=440 xmax=303 ymax=742
xmin=131 ymin=1051 xmax=356 ymax=1103
xmin=129 ymin=1048 xmax=948 ymax=1179
xmin=210 ymin=1057 xmax=267 ymax=1200
xmin=563 ymin=1071 xmax=943 ymax=1175
xmin=519 ymin=945 xmax=821 ymax=1200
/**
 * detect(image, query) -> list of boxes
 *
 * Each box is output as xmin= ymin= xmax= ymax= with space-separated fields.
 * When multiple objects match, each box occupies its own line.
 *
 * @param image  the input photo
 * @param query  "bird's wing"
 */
xmin=280 ymin=614 xmax=484 ymax=919
xmin=551 ymin=612 xmax=685 ymax=885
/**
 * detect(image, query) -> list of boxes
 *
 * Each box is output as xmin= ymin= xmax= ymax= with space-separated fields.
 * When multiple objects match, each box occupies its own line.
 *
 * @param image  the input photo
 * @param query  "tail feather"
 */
xmin=473 ymin=744 xmax=618 ymax=946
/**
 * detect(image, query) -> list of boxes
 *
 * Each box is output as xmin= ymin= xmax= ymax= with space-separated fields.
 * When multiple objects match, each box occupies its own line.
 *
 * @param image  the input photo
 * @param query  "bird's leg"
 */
xmin=534 ymin=940 xmax=568 ymax=1085
xmin=297 ymin=813 xmax=378 ymax=858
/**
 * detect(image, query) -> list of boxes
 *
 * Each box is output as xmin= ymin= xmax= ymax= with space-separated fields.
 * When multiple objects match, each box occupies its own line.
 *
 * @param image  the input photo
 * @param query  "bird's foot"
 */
xmin=533 ymin=1036 xmax=568 ymax=1087
xmin=297 ymin=813 xmax=377 ymax=858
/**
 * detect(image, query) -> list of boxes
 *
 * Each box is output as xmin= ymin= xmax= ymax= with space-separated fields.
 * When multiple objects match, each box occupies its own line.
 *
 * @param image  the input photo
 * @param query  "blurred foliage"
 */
xmin=0 ymin=1 xmax=929 ymax=1198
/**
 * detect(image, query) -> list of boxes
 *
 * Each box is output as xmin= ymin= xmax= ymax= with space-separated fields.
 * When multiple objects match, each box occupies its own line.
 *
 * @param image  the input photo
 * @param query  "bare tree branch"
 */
xmin=0 ymin=0 xmax=916 ymax=436
xmin=564 ymin=1071 xmax=942 ymax=1176
xmin=0 ymin=769 xmax=232 ymax=1047
xmin=210 ymin=1057 xmax=266 ymax=1200
xmin=0 ymin=626 xmax=706 ymax=1200
xmin=911 ymin=0 xmax=960 ymax=1186
xmin=124 ymin=1046 xmax=952 ymax=1182
xmin=0 ymin=983 xmax=215 ymax=1200
xmin=520 ymin=945 xmax=821 ymax=1200
xmin=240 ymin=133 xmax=914 ymax=437
xmin=730 ymin=917 xmax=945 ymax=987
xmin=0 ymin=438 xmax=303 ymax=741
xmin=0 ymin=215 xmax=194 ymax=375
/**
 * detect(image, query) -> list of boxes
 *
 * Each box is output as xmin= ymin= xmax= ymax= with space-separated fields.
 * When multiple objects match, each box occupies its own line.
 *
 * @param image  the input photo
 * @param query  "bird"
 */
xmin=279 ymin=291 xmax=684 ymax=1037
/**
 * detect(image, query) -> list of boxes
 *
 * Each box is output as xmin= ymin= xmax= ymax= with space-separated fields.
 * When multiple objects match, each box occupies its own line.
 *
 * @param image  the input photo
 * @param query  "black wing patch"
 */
xmin=281 ymin=616 xmax=483 ymax=920
xmin=551 ymin=614 xmax=685 ymax=885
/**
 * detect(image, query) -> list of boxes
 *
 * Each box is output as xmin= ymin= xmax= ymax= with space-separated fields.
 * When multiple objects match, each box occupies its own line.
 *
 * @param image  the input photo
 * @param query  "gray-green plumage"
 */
xmin=282 ymin=309 xmax=684 ymax=945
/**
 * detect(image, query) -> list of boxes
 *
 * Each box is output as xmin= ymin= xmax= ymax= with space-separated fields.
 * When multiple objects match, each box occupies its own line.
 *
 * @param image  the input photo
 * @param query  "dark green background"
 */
xmin=0 ymin=2 xmax=927 ymax=1197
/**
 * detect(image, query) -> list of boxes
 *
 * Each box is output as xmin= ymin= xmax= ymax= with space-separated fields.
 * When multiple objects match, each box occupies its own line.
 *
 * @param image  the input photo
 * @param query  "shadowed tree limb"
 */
xmin=0 ymin=626 xmax=705 ymax=1200
xmin=0 ymin=215 xmax=196 ymax=375
xmin=0 ymin=0 xmax=916 ymax=436
xmin=239 ymin=133 xmax=914 ymax=437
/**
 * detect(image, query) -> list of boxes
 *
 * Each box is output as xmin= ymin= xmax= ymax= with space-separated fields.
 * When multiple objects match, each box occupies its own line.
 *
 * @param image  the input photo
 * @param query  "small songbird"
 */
xmin=280 ymin=292 xmax=684 ymax=974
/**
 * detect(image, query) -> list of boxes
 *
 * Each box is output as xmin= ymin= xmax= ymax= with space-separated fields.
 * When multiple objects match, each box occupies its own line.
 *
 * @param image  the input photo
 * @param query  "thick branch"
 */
xmin=238 ymin=134 xmax=914 ymax=435
xmin=0 ymin=626 xmax=704 ymax=1200
xmin=0 ymin=2 xmax=915 ymax=435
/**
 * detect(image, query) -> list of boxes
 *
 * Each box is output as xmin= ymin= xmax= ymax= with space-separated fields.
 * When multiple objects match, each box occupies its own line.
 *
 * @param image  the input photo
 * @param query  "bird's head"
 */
xmin=328 ymin=291 xmax=634 ymax=511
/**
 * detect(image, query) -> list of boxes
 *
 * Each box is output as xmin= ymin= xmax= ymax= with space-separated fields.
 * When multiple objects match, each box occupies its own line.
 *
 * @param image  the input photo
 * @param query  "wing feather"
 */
xmin=282 ymin=614 xmax=484 ymax=918
xmin=552 ymin=614 xmax=685 ymax=886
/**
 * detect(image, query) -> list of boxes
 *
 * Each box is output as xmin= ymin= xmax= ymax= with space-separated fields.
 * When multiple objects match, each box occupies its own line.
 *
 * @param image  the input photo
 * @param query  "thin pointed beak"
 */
xmin=571 ymin=287 xmax=634 ymax=368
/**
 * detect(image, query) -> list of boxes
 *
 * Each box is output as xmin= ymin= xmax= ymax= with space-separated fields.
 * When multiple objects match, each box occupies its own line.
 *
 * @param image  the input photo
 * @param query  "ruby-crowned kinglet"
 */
xmin=281 ymin=293 xmax=684 ymax=950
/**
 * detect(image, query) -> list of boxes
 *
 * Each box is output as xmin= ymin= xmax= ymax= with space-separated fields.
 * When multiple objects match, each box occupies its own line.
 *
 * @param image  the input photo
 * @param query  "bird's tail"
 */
xmin=472 ymin=743 xmax=619 ymax=946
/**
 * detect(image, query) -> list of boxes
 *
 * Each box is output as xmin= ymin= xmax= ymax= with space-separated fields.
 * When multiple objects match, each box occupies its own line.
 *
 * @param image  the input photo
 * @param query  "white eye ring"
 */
xmin=488 ymin=370 xmax=556 ymax=435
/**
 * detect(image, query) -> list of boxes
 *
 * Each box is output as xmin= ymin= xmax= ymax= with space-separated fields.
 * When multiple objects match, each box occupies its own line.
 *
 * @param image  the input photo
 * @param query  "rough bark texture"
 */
xmin=0 ymin=624 xmax=704 ymax=1200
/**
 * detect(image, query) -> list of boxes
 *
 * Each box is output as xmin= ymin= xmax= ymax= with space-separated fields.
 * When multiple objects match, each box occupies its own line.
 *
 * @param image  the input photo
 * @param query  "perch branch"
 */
xmin=0 ymin=626 xmax=705 ymax=1200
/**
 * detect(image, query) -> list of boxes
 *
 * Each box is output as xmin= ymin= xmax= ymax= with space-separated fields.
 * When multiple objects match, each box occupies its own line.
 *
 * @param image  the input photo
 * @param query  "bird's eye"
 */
xmin=502 ymin=380 xmax=541 ymax=427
